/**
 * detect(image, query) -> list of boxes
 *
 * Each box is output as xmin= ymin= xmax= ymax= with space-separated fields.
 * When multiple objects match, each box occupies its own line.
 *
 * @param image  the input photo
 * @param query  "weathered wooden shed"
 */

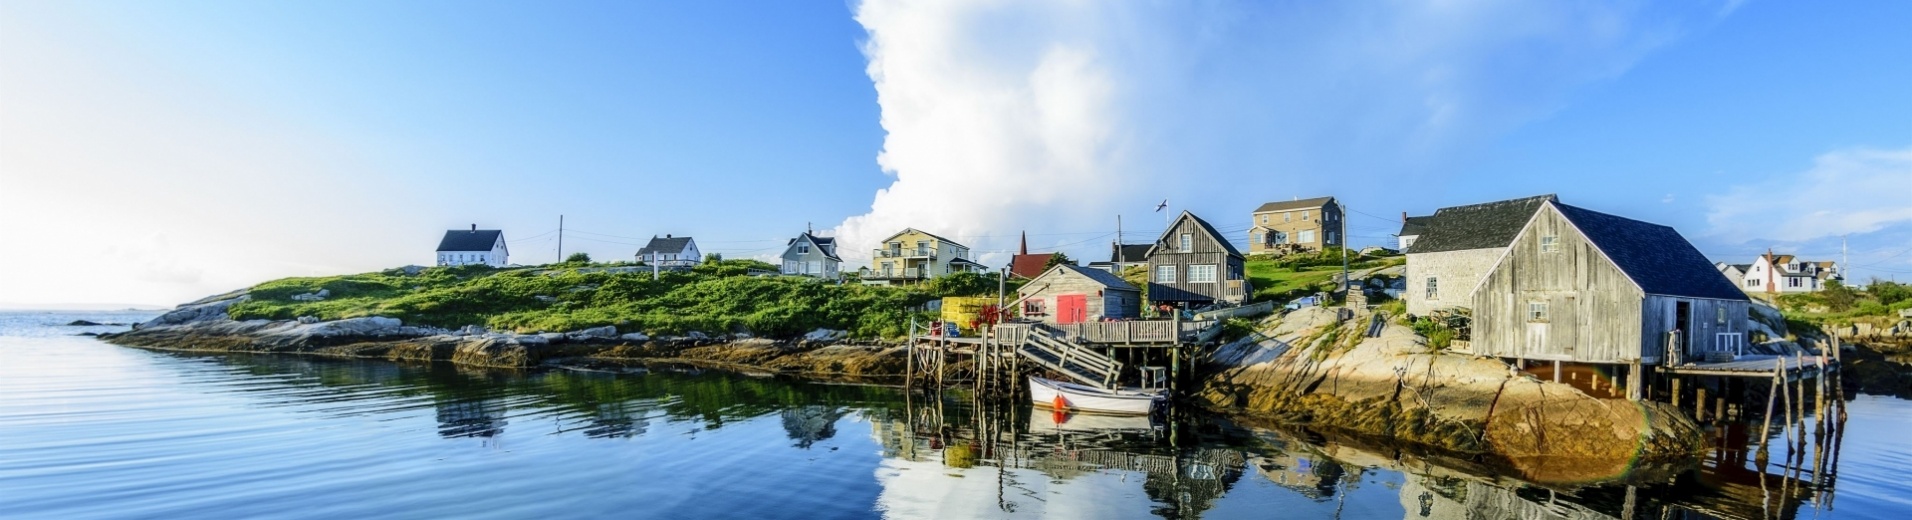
xmin=1145 ymin=211 xmax=1249 ymax=307
xmin=1016 ymin=263 xmax=1142 ymax=324
xmin=1470 ymin=200 xmax=1751 ymax=365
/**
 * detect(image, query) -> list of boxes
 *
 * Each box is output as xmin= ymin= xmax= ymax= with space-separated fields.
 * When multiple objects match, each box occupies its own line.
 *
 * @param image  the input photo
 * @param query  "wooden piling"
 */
xmin=1672 ymin=377 xmax=1682 ymax=412
xmin=1756 ymin=358 xmax=1780 ymax=466
xmin=1696 ymin=386 xmax=1707 ymax=422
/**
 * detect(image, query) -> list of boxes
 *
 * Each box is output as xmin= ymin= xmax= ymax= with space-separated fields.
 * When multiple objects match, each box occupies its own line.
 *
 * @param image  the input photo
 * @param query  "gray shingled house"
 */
xmin=636 ymin=234 xmax=701 ymax=269
xmin=1145 ymin=211 xmax=1248 ymax=308
xmin=1016 ymin=263 xmax=1142 ymax=324
xmin=1466 ymin=198 xmax=1750 ymax=367
xmin=1403 ymin=195 xmax=1557 ymax=316
xmin=779 ymin=232 xmax=841 ymax=278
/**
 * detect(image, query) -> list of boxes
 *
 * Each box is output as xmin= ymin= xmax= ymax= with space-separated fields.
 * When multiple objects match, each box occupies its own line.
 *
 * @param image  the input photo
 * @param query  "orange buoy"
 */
xmin=1052 ymin=394 xmax=1068 ymax=411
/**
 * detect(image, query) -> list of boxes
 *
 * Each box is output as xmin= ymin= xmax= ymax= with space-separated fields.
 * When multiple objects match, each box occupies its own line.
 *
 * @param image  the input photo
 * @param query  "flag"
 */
xmin=1154 ymin=199 xmax=1168 ymax=212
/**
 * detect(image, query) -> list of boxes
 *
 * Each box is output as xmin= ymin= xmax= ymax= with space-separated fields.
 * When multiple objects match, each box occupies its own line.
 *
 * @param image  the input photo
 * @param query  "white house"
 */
xmin=1740 ymin=252 xmax=1841 ymax=294
xmin=1397 ymin=213 xmax=1432 ymax=251
xmin=780 ymin=231 xmax=841 ymax=278
xmin=636 ymin=234 xmax=701 ymax=269
xmin=436 ymin=225 xmax=508 ymax=267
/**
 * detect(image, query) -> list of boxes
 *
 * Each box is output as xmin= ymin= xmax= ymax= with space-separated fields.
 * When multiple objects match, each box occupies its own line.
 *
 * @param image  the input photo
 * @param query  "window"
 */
xmin=1789 ymin=277 xmax=1802 ymax=288
xmin=1155 ymin=265 xmax=1177 ymax=283
xmin=1024 ymin=300 xmax=1046 ymax=316
xmin=1540 ymin=236 xmax=1559 ymax=253
xmin=1180 ymin=233 xmax=1192 ymax=251
xmin=1746 ymin=279 xmax=1758 ymax=288
xmin=1298 ymin=230 xmax=1315 ymax=243
xmin=1528 ymin=302 xmax=1549 ymax=322
xmin=1302 ymin=210 xmax=1310 ymax=221
xmin=1283 ymin=212 xmax=1291 ymax=223
xmin=1716 ymin=306 xmax=1727 ymax=324
xmin=1189 ymin=265 xmax=1217 ymax=283
xmin=916 ymin=240 xmax=929 ymax=256
xmin=1260 ymin=214 xmax=1268 ymax=225
xmin=798 ymin=243 xmax=810 ymax=254
xmin=1273 ymin=231 xmax=1287 ymax=244
xmin=1327 ymin=231 xmax=1338 ymax=244
xmin=1425 ymin=277 xmax=1439 ymax=300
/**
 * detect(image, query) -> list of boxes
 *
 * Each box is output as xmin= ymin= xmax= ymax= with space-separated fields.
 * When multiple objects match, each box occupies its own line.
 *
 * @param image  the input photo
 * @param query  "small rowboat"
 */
xmin=1029 ymin=376 xmax=1165 ymax=415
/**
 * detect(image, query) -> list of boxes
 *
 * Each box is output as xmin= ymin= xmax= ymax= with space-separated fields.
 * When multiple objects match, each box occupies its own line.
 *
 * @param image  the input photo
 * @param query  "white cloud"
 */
xmin=835 ymin=0 xmax=1723 ymax=264
xmin=1705 ymin=144 xmax=1912 ymax=242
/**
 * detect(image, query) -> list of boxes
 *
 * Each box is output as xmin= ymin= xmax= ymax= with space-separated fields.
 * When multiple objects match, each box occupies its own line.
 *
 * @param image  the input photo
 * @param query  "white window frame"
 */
xmin=1528 ymin=302 xmax=1549 ymax=322
xmin=1540 ymin=236 xmax=1558 ymax=253
xmin=1155 ymin=265 xmax=1177 ymax=283
xmin=1188 ymin=264 xmax=1217 ymax=283
xmin=1425 ymin=277 xmax=1439 ymax=300
xmin=1260 ymin=214 xmax=1268 ymax=224
xmin=1298 ymin=230 xmax=1315 ymax=243
xmin=1302 ymin=210 xmax=1310 ymax=221
xmin=1283 ymin=212 xmax=1291 ymax=223
xmin=1179 ymin=233 xmax=1192 ymax=251
xmin=1716 ymin=306 xmax=1727 ymax=325
xmin=798 ymin=243 xmax=810 ymax=254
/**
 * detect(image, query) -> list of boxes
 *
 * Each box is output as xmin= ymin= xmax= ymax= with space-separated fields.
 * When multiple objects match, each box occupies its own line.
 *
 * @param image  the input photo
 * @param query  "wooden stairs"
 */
xmin=1015 ymin=326 xmax=1123 ymax=389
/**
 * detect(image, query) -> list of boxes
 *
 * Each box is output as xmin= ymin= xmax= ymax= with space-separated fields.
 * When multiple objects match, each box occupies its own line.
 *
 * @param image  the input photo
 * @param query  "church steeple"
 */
xmin=1019 ymin=231 xmax=1028 ymax=256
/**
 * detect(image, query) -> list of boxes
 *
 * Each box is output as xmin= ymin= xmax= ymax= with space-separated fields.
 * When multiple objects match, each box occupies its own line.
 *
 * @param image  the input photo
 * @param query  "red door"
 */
xmin=1056 ymin=294 xmax=1088 ymax=324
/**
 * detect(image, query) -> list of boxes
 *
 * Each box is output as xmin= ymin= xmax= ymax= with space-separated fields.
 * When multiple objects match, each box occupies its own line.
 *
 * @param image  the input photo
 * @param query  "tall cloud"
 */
xmin=836 ymin=0 xmax=1723 ymax=265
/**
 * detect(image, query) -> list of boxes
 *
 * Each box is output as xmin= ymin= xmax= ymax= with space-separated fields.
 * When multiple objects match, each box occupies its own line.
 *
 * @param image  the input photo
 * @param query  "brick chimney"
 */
xmin=470 ymin=224 xmax=476 ymax=231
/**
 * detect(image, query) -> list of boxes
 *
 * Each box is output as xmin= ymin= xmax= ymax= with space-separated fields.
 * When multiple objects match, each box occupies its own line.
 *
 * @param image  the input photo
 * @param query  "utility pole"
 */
xmin=1116 ymin=215 xmax=1123 ymax=264
xmin=1842 ymin=235 xmax=1848 ymax=283
xmin=1340 ymin=201 xmax=1350 ymax=294
xmin=557 ymin=215 xmax=564 ymax=261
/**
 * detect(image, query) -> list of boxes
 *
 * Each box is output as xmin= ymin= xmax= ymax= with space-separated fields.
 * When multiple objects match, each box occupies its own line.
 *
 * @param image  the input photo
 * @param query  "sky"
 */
xmin=1 ymin=0 xmax=1908 ymax=308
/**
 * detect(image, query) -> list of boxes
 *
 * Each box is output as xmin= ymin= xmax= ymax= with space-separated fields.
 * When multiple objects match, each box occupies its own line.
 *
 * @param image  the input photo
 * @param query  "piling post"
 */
xmin=1696 ymin=385 xmax=1707 ymax=422
xmin=1672 ymin=377 xmax=1683 ymax=412
xmin=1626 ymin=362 xmax=1642 ymax=401
xmin=1757 ymin=359 xmax=1780 ymax=467
xmin=907 ymin=320 xmax=916 ymax=389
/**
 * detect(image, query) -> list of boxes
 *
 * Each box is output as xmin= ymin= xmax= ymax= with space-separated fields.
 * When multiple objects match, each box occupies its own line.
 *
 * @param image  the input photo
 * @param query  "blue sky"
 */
xmin=1 ymin=0 xmax=1908 ymax=306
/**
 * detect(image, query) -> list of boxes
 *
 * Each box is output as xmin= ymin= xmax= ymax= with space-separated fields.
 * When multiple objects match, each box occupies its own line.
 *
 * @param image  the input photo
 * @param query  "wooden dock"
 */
xmin=1660 ymin=354 xmax=1836 ymax=381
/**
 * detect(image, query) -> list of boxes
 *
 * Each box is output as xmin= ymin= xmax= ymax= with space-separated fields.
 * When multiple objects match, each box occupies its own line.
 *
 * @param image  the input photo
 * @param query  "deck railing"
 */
xmin=998 ymin=320 xmax=1216 ymax=345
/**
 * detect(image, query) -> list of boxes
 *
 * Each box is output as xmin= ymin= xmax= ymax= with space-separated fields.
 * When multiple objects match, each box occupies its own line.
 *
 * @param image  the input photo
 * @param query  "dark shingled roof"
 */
xmin=437 ymin=230 xmax=503 ymax=252
xmin=637 ymin=236 xmax=694 ymax=255
xmin=1109 ymin=243 xmax=1152 ymax=264
xmin=1398 ymin=215 xmax=1434 ymax=237
xmin=1148 ymin=211 xmax=1244 ymax=258
xmin=1554 ymin=203 xmax=1749 ymax=301
xmin=787 ymin=233 xmax=841 ymax=261
xmin=1405 ymin=195 xmax=1556 ymax=254
xmin=1026 ymin=263 xmax=1139 ymax=292
xmin=1253 ymin=196 xmax=1336 ymax=214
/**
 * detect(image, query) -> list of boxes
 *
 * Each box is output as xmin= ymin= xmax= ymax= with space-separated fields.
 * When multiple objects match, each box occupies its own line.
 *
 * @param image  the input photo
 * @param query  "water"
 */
xmin=3 ymin=311 xmax=1908 ymax=519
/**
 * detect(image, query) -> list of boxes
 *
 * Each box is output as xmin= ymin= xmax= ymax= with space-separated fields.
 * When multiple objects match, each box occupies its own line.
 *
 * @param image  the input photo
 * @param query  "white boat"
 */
xmin=1028 ymin=376 xmax=1165 ymax=415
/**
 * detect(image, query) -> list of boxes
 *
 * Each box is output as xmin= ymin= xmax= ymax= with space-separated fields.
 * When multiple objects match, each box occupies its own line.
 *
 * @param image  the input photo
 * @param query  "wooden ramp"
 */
xmin=1014 ymin=326 xmax=1122 ymax=389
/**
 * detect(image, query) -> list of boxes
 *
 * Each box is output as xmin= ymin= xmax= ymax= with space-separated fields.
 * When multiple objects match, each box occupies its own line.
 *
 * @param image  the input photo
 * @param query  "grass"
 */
xmin=1243 ymin=255 xmax=1402 ymax=303
xmin=226 ymin=260 xmax=941 ymax=339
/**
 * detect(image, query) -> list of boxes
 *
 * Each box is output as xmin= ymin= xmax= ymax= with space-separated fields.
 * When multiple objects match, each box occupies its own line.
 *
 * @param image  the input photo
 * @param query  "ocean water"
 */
xmin=2 ymin=310 xmax=1907 ymax=519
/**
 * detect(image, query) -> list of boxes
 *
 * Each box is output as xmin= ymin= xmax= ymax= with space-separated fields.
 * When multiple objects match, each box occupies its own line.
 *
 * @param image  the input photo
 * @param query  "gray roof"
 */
xmin=786 ymin=233 xmax=841 ymax=261
xmin=1253 ymin=196 xmax=1336 ymax=214
xmin=1110 ymin=243 xmax=1152 ymax=263
xmin=1026 ymin=263 xmax=1139 ymax=293
xmin=437 ymin=230 xmax=503 ymax=252
xmin=1405 ymin=195 xmax=1556 ymax=254
xmin=637 ymin=236 xmax=694 ymax=255
xmin=1398 ymin=215 xmax=1434 ymax=237
xmin=1149 ymin=211 xmax=1244 ymax=258
xmin=1554 ymin=203 xmax=1749 ymax=301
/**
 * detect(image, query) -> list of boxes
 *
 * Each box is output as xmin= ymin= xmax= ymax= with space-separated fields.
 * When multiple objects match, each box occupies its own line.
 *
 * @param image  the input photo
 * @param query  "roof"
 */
xmin=1719 ymin=263 xmax=1752 ymax=273
xmin=1008 ymin=253 xmax=1052 ymax=279
xmin=1023 ymin=263 xmax=1139 ymax=293
xmin=1553 ymin=203 xmax=1749 ymax=301
xmin=878 ymin=228 xmax=968 ymax=250
xmin=1253 ymin=196 xmax=1336 ymax=214
xmin=437 ymin=230 xmax=503 ymax=252
xmin=1110 ymin=243 xmax=1151 ymax=263
xmin=1398 ymin=215 xmax=1434 ymax=237
xmin=1148 ymin=211 xmax=1244 ymax=258
xmin=787 ymin=233 xmax=841 ymax=261
xmin=1770 ymin=254 xmax=1796 ymax=265
xmin=1405 ymin=195 xmax=1556 ymax=254
xmin=637 ymin=236 xmax=695 ymax=255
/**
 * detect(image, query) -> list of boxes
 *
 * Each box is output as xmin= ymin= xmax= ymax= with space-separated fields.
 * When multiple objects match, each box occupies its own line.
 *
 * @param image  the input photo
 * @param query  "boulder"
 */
xmin=619 ymin=332 xmax=651 ymax=342
xmin=297 ymin=316 xmax=320 ymax=325
xmin=686 ymin=331 xmax=710 ymax=341
xmin=803 ymin=329 xmax=848 ymax=343
xmin=513 ymin=334 xmax=550 ymax=347
xmin=65 ymin=320 xmax=104 ymax=326
xmin=300 ymin=317 xmax=404 ymax=337
xmin=566 ymin=326 xmax=617 ymax=340
xmin=538 ymin=332 xmax=567 ymax=344
xmin=138 ymin=296 xmax=248 ymax=329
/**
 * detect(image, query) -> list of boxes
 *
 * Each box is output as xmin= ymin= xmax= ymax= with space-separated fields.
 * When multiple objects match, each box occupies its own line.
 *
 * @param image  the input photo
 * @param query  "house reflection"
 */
xmin=781 ymin=405 xmax=845 ymax=449
xmin=435 ymin=397 xmax=507 ymax=439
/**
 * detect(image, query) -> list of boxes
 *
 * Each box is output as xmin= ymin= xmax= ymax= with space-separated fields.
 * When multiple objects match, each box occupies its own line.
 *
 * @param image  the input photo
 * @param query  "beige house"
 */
xmin=1015 ymin=264 xmax=1141 ymax=324
xmin=865 ymin=228 xmax=986 ymax=285
xmin=1248 ymin=196 xmax=1342 ymax=254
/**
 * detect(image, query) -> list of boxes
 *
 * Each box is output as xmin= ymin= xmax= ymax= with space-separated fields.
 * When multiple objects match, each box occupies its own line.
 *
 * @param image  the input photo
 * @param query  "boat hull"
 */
xmin=1029 ymin=377 xmax=1164 ymax=415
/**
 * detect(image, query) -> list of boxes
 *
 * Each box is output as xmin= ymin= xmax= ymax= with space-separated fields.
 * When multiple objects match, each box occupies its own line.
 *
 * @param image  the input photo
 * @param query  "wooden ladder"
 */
xmin=1015 ymin=326 xmax=1123 ymax=389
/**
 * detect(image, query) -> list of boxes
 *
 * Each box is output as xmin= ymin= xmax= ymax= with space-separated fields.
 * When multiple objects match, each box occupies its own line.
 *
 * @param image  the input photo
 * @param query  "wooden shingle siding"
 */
xmin=1144 ymin=213 xmax=1246 ymax=305
xmin=1641 ymin=296 xmax=1749 ymax=362
xmin=1471 ymin=206 xmax=1647 ymax=363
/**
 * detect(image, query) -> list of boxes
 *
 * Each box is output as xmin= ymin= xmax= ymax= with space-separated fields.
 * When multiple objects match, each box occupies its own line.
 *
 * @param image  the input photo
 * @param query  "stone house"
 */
xmin=1247 ymin=196 xmax=1342 ymax=254
xmin=1016 ymin=263 xmax=1142 ymax=324
xmin=436 ymin=225 xmax=508 ymax=267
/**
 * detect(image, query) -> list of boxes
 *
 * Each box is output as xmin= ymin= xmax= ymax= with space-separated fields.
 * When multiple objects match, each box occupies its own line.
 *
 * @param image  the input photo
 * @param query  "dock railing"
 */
xmin=998 ymin=320 xmax=1217 ymax=345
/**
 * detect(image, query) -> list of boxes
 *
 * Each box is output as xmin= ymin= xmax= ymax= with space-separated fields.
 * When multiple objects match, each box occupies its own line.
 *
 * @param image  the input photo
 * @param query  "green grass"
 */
xmin=1244 ymin=254 xmax=1404 ymax=303
xmin=226 ymin=260 xmax=939 ymax=339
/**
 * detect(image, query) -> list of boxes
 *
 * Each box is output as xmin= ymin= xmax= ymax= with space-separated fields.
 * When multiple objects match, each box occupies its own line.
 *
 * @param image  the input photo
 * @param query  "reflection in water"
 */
xmin=2 ymin=319 xmax=1897 ymax=520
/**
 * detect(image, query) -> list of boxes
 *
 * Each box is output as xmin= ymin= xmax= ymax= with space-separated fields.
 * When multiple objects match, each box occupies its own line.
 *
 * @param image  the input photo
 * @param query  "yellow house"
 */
xmin=865 ymin=228 xmax=987 ymax=285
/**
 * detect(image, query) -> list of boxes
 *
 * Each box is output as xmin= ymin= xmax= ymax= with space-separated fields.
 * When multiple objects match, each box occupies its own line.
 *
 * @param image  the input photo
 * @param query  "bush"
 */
xmin=565 ymin=252 xmax=592 ymax=264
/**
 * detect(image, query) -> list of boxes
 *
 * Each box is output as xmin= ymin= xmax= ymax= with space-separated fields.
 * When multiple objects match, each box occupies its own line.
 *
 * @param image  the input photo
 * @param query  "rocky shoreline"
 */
xmin=1196 ymin=307 xmax=1706 ymax=480
xmin=103 ymin=295 xmax=909 ymax=379
xmin=106 ymin=294 xmax=1708 ymax=474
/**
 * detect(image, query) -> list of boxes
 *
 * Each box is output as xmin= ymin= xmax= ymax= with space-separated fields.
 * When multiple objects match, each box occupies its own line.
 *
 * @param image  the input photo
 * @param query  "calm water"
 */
xmin=3 ymin=311 xmax=1908 ymax=519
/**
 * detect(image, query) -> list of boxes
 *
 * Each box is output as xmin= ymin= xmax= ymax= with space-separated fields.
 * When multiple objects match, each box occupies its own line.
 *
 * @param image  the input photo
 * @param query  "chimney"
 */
xmin=666 ymin=234 xmax=672 ymax=239
xmin=470 ymin=224 xmax=476 ymax=231
xmin=1401 ymin=211 xmax=1407 ymax=223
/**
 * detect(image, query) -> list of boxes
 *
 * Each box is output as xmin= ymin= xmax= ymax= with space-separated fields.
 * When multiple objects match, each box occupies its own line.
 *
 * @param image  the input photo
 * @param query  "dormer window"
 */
xmin=1180 ymin=233 xmax=1192 ymax=251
